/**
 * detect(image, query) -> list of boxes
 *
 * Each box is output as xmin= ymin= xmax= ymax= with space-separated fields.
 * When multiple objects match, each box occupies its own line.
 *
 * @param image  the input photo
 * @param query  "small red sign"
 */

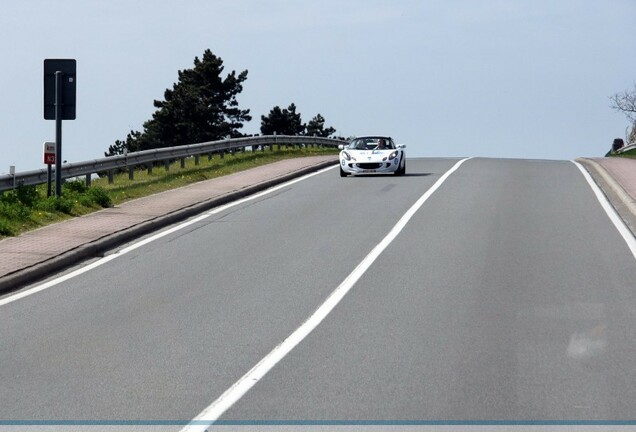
xmin=43 ymin=142 xmax=56 ymax=165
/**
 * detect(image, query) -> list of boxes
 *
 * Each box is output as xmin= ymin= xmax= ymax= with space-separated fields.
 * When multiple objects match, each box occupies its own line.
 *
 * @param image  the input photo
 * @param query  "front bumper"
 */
xmin=340 ymin=158 xmax=401 ymax=174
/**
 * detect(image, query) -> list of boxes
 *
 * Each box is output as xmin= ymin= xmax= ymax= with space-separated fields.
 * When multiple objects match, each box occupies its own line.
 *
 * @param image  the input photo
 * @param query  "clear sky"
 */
xmin=1 ymin=0 xmax=635 ymax=173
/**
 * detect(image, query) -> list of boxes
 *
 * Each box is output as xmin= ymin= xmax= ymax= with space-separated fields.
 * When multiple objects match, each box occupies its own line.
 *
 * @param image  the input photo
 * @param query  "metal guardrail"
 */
xmin=615 ymin=143 xmax=636 ymax=154
xmin=0 ymin=135 xmax=346 ymax=192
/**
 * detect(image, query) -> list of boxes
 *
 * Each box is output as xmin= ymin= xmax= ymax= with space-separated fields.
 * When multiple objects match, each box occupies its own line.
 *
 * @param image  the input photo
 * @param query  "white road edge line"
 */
xmin=181 ymin=157 xmax=471 ymax=431
xmin=0 ymin=165 xmax=337 ymax=308
xmin=573 ymin=160 xmax=636 ymax=260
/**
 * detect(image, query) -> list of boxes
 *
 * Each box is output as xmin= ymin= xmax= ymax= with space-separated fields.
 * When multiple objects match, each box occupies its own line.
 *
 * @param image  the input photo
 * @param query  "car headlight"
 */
xmin=342 ymin=151 xmax=351 ymax=161
xmin=388 ymin=151 xmax=398 ymax=160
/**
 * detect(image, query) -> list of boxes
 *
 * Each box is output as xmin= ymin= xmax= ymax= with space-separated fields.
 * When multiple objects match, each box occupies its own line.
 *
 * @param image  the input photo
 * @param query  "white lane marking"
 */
xmin=181 ymin=157 xmax=471 ymax=431
xmin=0 ymin=165 xmax=337 ymax=308
xmin=573 ymin=161 xmax=636 ymax=260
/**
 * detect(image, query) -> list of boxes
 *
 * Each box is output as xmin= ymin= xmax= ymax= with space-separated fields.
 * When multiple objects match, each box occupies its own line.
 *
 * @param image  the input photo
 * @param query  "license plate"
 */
xmin=362 ymin=169 xmax=376 ymax=173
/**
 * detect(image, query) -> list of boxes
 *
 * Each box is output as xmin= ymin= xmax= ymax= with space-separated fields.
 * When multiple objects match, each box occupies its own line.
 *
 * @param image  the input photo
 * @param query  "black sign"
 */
xmin=44 ymin=59 xmax=76 ymax=120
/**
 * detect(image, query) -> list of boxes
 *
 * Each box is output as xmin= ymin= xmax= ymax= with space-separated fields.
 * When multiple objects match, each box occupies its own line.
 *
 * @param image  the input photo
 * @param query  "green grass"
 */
xmin=609 ymin=147 xmax=636 ymax=159
xmin=0 ymin=147 xmax=337 ymax=239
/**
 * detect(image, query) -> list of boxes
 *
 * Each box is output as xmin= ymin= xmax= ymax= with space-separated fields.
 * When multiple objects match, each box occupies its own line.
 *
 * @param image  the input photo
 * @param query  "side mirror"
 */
xmin=397 ymin=144 xmax=406 ymax=149
xmin=338 ymin=145 xmax=345 ymax=150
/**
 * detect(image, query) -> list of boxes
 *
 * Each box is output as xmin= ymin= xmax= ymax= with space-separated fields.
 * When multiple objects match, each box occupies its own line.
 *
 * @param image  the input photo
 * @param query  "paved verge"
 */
xmin=0 ymin=156 xmax=337 ymax=293
xmin=577 ymin=157 xmax=636 ymax=237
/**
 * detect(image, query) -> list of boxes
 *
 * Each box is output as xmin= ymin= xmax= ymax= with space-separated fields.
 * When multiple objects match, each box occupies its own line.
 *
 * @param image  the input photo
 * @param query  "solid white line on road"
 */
xmin=181 ymin=157 xmax=471 ymax=431
xmin=573 ymin=160 xmax=636 ymax=261
xmin=0 ymin=165 xmax=338 ymax=308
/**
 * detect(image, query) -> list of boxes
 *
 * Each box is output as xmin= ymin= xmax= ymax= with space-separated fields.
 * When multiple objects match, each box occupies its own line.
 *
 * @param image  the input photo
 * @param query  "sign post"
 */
xmin=44 ymin=59 xmax=76 ymax=197
xmin=54 ymin=70 xmax=63 ymax=197
xmin=9 ymin=165 xmax=15 ymax=190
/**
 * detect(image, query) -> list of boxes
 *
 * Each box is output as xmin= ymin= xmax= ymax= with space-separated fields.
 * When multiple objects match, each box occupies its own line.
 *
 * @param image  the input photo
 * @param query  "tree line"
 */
xmin=106 ymin=49 xmax=338 ymax=156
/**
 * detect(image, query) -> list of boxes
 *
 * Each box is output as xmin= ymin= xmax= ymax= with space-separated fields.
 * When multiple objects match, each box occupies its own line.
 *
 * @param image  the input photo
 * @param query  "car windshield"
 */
xmin=348 ymin=137 xmax=394 ymax=150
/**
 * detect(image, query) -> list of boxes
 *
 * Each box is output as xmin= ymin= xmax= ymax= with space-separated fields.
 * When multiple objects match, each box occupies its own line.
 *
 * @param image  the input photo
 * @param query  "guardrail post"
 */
xmin=208 ymin=153 xmax=213 ymax=161
xmin=195 ymin=155 xmax=200 ymax=165
xmin=129 ymin=166 xmax=134 ymax=181
xmin=108 ymin=170 xmax=114 ymax=184
xmin=180 ymin=158 xmax=186 ymax=169
xmin=147 ymin=163 xmax=152 ymax=175
xmin=220 ymin=151 xmax=225 ymax=159
xmin=85 ymin=174 xmax=91 ymax=187
xmin=164 ymin=160 xmax=170 ymax=171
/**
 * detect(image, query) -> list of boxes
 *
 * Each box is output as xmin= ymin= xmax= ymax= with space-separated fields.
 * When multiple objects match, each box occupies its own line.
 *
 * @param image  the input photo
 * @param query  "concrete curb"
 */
xmin=576 ymin=157 xmax=636 ymax=238
xmin=0 ymin=159 xmax=337 ymax=294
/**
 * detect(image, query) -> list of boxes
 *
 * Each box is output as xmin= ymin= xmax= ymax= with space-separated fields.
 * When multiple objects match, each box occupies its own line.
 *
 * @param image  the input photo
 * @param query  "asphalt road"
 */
xmin=1 ymin=157 xmax=636 ymax=426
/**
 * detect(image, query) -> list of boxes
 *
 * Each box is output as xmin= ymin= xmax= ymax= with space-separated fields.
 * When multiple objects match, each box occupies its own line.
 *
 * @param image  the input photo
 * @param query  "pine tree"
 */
xmin=107 ymin=49 xmax=251 ymax=155
xmin=260 ymin=103 xmax=306 ymax=136
xmin=305 ymin=113 xmax=336 ymax=137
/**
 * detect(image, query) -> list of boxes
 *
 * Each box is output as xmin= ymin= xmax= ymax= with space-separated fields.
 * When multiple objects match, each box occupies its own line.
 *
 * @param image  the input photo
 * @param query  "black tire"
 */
xmin=340 ymin=166 xmax=348 ymax=177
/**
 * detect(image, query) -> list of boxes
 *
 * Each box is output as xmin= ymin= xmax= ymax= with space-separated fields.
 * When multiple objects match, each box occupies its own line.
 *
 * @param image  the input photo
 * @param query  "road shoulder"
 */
xmin=576 ymin=157 xmax=636 ymax=238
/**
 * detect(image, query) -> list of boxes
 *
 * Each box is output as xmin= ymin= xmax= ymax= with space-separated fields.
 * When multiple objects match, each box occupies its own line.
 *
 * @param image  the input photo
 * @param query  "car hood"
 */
xmin=342 ymin=149 xmax=395 ymax=161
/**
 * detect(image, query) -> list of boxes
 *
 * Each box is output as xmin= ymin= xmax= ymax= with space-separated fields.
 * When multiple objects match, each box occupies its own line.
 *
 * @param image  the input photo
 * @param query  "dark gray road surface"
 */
xmin=1 ymin=158 xmax=636 ymax=424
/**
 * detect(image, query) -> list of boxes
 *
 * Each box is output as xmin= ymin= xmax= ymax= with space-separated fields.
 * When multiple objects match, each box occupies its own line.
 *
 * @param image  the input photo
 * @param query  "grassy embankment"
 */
xmin=0 ymin=147 xmax=337 ymax=238
xmin=610 ymin=147 xmax=636 ymax=159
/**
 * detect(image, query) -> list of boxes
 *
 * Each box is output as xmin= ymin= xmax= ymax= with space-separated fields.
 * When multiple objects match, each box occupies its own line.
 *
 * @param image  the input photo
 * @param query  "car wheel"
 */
xmin=340 ymin=166 xmax=348 ymax=177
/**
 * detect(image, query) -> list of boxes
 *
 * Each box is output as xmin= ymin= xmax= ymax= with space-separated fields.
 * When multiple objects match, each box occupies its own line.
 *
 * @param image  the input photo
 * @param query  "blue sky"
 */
xmin=1 ymin=0 xmax=635 ymax=173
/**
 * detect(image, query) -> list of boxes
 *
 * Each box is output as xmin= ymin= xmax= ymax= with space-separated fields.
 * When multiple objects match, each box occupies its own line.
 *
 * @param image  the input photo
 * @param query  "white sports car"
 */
xmin=339 ymin=136 xmax=406 ymax=177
